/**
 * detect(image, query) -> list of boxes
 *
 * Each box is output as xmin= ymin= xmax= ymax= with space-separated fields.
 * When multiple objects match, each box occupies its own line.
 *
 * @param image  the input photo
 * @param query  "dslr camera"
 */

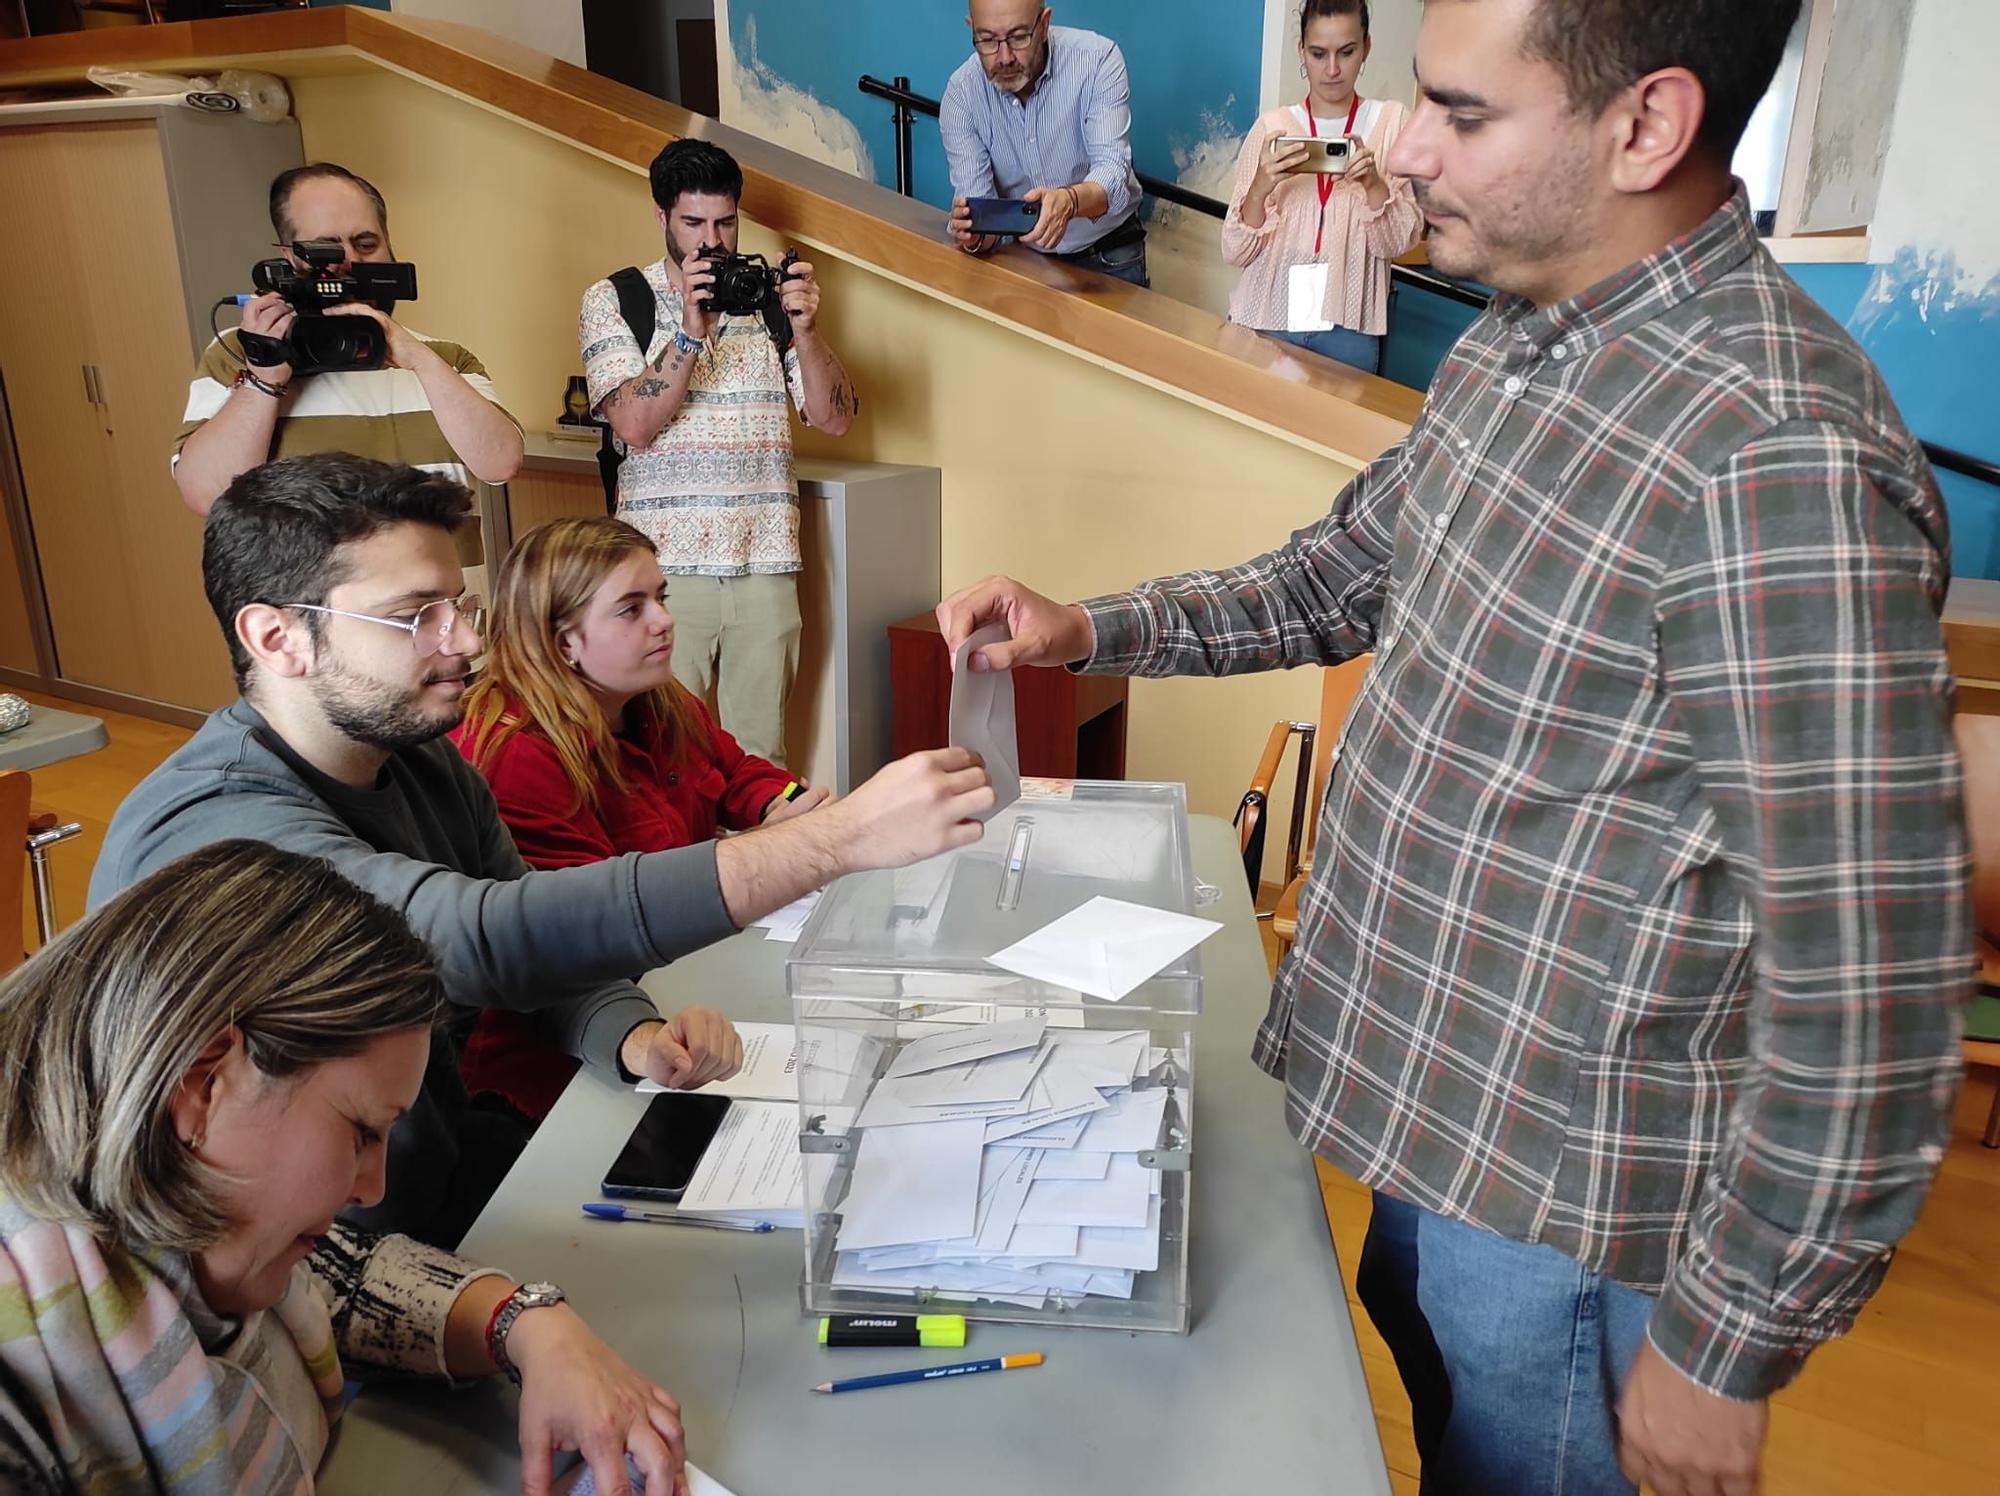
xmin=240 ymin=238 xmax=419 ymax=375
xmin=694 ymin=245 xmax=802 ymax=353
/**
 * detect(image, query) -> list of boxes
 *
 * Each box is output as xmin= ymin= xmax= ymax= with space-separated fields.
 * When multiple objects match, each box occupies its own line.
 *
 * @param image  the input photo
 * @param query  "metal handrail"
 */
xmin=859 ymin=74 xmax=938 ymax=118
xmin=857 ymin=74 xmax=921 ymax=196
xmin=856 ymin=73 xmax=2000 ymax=484
xmin=1927 ymin=441 xmax=2000 ymax=490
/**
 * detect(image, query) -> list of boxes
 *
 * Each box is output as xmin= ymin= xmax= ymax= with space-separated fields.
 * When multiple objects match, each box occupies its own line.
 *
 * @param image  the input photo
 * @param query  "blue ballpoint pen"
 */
xmin=582 ymin=1202 xmax=774 ymax=1233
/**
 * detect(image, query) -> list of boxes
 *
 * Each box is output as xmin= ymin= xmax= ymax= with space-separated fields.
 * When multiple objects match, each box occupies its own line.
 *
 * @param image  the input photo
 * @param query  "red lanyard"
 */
xmin=1306 ymin=93 xmax=1362 ymax=257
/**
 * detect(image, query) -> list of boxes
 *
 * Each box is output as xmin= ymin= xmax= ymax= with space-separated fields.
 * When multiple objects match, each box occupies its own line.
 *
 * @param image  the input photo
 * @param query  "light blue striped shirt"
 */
xmin=939 ymin=26 xmax=1141 ymax=255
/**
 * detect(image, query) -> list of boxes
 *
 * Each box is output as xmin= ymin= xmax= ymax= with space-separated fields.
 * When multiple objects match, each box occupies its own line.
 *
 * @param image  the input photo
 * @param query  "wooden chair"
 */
xmin=1233 ymin=655 xmax=1373 ymax=953
xmin=1 ymin=769 xmax=83 ymax=978
xmin=1953 ymin=712 xmax=2000 ymax=1146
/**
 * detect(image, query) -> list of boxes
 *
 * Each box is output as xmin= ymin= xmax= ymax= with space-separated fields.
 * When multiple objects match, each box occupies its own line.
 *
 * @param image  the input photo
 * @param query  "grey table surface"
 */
xmin=0 ymin=703 xmax=107 ymax=773
xmin=318 ymin=816 xmax=1389 ymax=1496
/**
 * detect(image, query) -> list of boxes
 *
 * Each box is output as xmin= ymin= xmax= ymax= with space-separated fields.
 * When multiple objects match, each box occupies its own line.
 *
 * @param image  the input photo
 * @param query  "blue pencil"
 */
xmin=810 ymin=1351 xmax=1044 ymax=1394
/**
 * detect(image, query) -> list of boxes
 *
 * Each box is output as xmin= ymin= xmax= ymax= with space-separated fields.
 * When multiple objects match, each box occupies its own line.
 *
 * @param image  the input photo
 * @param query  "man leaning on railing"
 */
xmin=941 ymin=1 xmax=1149 ymax=286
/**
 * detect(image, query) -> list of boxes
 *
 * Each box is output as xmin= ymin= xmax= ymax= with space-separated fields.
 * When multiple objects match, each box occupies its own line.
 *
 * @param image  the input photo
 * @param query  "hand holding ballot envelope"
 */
xmin=948 ymin=622 xmax=1023 ymax=818
xmin=936 ymin=575 xmax=1096 ymax=674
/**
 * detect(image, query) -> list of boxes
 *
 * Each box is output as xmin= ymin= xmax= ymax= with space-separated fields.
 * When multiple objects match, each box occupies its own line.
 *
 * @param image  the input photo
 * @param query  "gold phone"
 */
xmin=1269 ymin=134 xmax=1355 ymax=175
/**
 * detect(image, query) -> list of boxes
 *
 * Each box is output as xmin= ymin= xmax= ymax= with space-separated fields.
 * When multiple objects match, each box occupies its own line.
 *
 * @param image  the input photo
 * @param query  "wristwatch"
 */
xmin=488 ymin=1280 xmax=566 ymax=1386
xmin=671 ymin=327 xmax=704 ymax=358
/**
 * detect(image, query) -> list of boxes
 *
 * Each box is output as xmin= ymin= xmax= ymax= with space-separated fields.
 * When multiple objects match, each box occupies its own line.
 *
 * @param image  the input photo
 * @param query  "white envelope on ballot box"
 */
xmin=985 ymin=896 xmax=1222 ymax=1002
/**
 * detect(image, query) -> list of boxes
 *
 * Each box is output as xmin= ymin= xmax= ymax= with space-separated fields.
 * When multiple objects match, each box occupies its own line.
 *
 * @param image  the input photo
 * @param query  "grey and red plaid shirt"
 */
xmin=1082 ymin=190 xmax=1971 ymax=1400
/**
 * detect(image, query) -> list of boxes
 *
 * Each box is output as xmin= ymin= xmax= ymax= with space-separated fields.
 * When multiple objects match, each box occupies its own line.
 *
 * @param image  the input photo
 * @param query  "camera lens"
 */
xmin=290 ymin=317 xmax=386 ymax=375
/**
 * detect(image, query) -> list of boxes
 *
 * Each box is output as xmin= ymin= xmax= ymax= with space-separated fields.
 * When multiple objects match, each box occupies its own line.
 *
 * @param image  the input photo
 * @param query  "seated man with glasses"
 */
xmin=92 ymin=453 xmax=995 ymax=1248
xmin=170 ymin=162 xmax=524 ymax=572
xmin=942 ymin=1 xmax=1149 ymax=286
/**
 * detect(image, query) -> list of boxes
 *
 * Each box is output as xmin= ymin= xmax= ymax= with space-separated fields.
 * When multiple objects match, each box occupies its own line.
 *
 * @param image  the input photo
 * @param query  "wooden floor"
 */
xmin=12 ymin=689 xmax=1998 ymax=1493
xmin=13 ymin=689 xmax=194 ymax=952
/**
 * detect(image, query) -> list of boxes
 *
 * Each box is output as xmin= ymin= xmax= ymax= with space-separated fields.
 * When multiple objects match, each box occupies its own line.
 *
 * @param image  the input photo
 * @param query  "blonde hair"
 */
xmin=0 ymin=841 xmax=442 ymax=1252
xmin=459 ymin=517 xmax=707 ymax=813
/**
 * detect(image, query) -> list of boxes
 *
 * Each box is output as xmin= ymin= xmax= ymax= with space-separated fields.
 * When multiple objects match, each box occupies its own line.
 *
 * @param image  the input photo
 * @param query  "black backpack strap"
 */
xmin=610 ymin=265 xmax=656 ymax=354
xmin=598 ymin=266 xmax=657 ymax=515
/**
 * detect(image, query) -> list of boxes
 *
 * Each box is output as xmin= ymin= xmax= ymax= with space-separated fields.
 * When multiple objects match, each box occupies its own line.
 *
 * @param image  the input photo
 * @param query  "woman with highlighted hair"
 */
xmin=0 ymin=841 xmax=691 ymax=1495
xmin=451 ymin=517 xmax=830 ymax=1120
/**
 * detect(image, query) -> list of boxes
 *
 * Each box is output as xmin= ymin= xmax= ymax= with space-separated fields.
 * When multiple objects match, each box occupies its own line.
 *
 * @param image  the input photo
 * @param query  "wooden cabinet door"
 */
xmin=0 ymin=122 xmax=232 ymax=710
xmin=66 ymin=121 xmax=232 ymax=708
xmin=0 ymin=127 xmax=118 ymax=685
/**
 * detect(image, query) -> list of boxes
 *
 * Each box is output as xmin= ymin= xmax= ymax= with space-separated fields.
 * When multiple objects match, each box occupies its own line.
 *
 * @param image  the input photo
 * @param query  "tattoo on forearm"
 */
xmin=829 ymin=380 xmax=854 ymax=419
xmin=628 ymin=346 xmax=691 ymax=404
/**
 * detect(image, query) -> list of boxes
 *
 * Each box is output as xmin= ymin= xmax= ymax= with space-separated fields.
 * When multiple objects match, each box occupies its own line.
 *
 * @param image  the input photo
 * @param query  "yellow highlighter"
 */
xmin=818 ymin=1314 xmax=967 ymax=1348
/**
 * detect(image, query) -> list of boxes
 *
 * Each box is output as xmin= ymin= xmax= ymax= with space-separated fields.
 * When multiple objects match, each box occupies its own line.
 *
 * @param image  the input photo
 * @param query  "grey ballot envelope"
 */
xmin=947 ymin=621 xmax=1024 ymax=820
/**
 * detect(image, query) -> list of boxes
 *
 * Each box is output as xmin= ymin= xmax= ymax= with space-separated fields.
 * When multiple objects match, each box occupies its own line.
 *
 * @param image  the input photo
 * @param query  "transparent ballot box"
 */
xmin=786 ymin=781 xmax=1200 ymax=1334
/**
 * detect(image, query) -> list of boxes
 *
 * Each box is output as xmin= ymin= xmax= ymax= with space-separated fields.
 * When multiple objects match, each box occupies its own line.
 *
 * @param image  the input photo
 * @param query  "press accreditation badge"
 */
xmin=1286 ymin=263 xmax=1335 ymax=333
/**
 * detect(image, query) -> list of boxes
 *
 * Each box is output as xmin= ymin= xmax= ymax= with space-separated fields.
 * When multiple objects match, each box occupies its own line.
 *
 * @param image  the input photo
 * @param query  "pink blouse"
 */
xmin=1221 ymin=100 xmax=1423 ymax=338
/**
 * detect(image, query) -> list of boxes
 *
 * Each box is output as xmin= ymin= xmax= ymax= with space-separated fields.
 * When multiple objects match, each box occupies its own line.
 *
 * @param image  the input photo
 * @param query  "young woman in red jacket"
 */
xmin=451 ymin=516 xmax=829 ymax=1119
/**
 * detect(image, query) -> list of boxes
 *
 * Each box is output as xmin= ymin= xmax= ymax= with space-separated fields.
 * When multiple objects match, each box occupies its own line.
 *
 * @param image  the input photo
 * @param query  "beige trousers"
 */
xmin=667 ymin=571 xmax=801 ymax=764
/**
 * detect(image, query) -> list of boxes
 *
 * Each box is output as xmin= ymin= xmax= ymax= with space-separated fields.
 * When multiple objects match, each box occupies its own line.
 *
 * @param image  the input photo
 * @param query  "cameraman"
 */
xmin=580 ymin=139 xmax=856 ymax=763
xmin=172 ymin=163 xmax=524 ymax=523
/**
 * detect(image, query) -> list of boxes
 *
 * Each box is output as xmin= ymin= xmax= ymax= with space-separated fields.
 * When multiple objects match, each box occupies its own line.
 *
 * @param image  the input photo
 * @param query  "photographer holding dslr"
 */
xmin=580 ymin=139 xmax=856 ymax=763
xmin=173 ymin=163 xmax=524 ymax=527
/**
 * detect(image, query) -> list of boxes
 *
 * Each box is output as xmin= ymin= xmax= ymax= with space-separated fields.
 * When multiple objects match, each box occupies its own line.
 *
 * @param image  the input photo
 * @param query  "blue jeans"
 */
xmin=1060 ymin=226 xmax=1150 ymax=287
xmin=1357 ymin=1195 xmax=1656 ymax=1494
xmin=1265 ymin=324 xmax=1383 ymax=374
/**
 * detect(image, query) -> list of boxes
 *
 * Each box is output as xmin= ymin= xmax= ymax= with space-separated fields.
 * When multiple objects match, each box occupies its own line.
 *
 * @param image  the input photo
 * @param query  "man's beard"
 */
xmin=987 ymin=41 xmax=1045 ymax=94
xmin=311 ymin=655 xmax=464 ymax=752
xmin=1410 ymin=134 xmax=1595 ymax=298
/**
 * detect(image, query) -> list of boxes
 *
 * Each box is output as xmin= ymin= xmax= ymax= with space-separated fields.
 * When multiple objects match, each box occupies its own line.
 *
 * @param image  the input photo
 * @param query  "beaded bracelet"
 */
xmin=233 ymin=368 xmax=288 ymax=399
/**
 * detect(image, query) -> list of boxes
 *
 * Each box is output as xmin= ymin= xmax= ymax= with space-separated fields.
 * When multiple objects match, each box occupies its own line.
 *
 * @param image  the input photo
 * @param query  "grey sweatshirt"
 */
xmin=89 ymin=700 xmax=739 ymax=1240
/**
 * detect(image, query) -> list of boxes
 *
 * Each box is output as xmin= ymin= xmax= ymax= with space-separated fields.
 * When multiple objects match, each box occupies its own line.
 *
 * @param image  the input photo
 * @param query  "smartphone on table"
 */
xmin=966 ymin=196 xmax=1042 ymax=237
xmin=600 ymin=1092 xmax=732 ymax=1201
xmin=1269 ymin=134 xmax=1355 ymax=174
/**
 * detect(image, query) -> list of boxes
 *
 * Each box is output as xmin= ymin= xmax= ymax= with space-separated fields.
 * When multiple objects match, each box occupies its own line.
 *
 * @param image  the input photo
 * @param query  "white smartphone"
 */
xmin=1269 ymin=134 xmax=1355 ymax=175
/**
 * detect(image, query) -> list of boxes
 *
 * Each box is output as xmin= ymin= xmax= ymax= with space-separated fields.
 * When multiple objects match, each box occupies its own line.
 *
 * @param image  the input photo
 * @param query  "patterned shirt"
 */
xmin=580 ymin=259 xmax=807 ymax=576
xmin=0 ymin=1193 xmax=497 ymax=1494
xmin=1082 ymin=190 xmax=1970 ymax=1401
xmin=940 ymin=27 xmax=1141 ymax=255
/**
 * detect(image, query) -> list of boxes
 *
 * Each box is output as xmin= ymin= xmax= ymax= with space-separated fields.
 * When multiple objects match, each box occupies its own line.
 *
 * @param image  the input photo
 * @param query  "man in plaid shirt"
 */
xmin=941 ymin=0 xmax=1971 ymax=1490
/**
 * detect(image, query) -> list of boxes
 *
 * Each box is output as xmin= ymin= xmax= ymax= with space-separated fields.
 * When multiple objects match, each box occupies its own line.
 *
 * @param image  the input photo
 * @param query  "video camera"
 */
xmin=694 ymin=245 xmax=802 ymax=354
xmin=239 ymin=238 xmax=419 ymax=375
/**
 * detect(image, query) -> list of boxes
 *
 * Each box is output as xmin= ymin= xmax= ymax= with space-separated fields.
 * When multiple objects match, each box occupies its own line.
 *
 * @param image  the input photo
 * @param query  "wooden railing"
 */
xmin=3 ymin=9 xmax=1994 ymax=685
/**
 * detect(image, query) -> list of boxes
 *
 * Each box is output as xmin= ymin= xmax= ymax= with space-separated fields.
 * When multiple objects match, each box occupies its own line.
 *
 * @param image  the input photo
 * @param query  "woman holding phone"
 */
xmin=1221 ymin=0 xmax=1421 ymax=373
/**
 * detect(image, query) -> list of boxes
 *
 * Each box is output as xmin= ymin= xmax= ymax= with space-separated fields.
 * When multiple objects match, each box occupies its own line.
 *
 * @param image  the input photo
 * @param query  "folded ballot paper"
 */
xmin=985 ymin=895 xmax=1221 ymax=1001
xmin=829 ymin=1013 xmax=1180 ymax=1309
